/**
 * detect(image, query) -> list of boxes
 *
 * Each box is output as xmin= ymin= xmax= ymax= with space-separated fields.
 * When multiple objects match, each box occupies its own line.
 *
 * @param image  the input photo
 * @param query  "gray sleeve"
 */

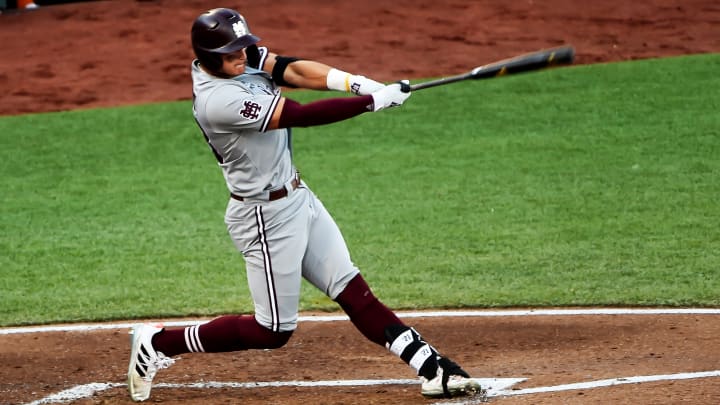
xmin=206 ymin=84 xmax=281 ymax=133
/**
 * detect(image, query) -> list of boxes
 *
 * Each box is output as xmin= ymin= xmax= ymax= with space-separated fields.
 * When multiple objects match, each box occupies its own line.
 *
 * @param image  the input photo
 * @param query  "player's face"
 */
xmin=220 ymin=49 xmax=247 ymax=76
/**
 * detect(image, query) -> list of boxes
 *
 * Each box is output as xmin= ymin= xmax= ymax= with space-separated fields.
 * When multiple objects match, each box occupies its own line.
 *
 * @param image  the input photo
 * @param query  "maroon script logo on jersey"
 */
xmin=239 ymin=100 xmax=262 ymax=120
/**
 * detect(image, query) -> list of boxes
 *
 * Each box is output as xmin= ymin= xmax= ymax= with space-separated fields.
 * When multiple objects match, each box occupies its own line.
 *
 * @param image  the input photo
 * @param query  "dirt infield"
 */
xmin=2 ymin=311 xmax=720 ymax=404
xmin=1 ymin=0 xmax=719 ymax=404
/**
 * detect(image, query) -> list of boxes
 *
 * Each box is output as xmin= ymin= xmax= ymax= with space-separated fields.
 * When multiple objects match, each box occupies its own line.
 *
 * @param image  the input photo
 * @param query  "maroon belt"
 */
xmin=230 ymin=173 xmax=300 ymax=202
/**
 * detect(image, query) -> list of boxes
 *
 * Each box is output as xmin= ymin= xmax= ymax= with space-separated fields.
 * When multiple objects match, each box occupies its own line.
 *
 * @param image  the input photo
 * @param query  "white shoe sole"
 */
xmin=422 ymin=377 xmax=485 ymax=398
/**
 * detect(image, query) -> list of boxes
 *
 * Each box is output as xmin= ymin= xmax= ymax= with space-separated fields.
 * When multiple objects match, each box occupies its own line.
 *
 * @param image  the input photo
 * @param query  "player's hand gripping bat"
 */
xmin=399 ymin=45 xmax=575 ymax=92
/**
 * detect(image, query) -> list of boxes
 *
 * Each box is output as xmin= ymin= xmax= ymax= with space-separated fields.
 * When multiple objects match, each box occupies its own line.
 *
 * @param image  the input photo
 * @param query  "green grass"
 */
xmin=1 ymin=54 xmax=718 ymax=326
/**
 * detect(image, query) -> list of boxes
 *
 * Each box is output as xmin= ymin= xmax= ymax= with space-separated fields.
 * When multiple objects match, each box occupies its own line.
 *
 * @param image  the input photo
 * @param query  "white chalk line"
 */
xmin=24 ymin=371 xmax=720 ymax=405
xmin=432 ymin=370 xmax=720 ymax=405
xmin=3 ymin=308 xmax=720 ymax=335
xmin=24 ymin=380 xmax=420 ymax=405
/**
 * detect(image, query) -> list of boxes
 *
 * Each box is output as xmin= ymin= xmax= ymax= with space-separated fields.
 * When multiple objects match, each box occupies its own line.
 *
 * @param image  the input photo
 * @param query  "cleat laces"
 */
xmin=136 ymin=348 xmax=175 ymax=381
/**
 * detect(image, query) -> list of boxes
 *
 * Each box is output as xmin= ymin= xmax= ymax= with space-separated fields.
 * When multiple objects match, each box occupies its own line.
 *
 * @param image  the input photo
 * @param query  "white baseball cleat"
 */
xmin=421 ymin=357 xmax=486 ymax=399
xmin=127 ymin=323 xmax=175 ymax=402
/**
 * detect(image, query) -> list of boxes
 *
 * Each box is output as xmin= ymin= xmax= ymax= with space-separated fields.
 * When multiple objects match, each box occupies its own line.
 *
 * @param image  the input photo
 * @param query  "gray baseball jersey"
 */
xmin=191 ymin=60 xmax=290 ymax=198
xmin=191 ymin=56 xmax=359 ymax=332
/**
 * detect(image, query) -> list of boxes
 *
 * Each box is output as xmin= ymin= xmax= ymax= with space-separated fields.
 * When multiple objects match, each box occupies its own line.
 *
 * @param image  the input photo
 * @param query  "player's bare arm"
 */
xmin=262 ymin=51 xmax=385 ymax=95
xmin=262 ymin=51 xmax=332 ymax=90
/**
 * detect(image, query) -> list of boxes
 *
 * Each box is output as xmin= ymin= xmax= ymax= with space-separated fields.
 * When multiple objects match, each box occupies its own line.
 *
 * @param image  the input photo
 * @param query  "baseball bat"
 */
xmin=400 ymin=45 xmax=575 ymax=92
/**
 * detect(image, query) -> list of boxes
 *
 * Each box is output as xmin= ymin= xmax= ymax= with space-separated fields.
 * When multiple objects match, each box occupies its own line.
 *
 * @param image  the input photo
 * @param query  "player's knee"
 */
xmin=335 ymin=274 xmax=378 ymax=316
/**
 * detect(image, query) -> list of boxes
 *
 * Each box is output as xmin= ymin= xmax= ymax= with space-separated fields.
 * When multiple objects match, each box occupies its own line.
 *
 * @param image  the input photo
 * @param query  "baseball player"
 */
xmin=127 ymin=8 xmax=483 ymax=402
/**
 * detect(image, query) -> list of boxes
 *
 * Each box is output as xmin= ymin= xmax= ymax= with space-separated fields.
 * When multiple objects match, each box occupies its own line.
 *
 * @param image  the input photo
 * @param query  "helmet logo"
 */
xmin=232 ymin=21 xmax=248 ymax=38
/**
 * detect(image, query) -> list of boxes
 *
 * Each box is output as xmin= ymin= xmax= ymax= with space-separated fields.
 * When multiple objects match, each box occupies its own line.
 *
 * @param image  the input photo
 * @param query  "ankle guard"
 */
xmin=385 ymin=324 xmax=439 ymax=380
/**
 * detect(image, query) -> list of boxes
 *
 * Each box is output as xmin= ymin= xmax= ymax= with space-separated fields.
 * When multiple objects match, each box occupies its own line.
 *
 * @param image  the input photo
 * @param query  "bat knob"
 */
xmin=399 ymin=80 xmax=411 ymax=93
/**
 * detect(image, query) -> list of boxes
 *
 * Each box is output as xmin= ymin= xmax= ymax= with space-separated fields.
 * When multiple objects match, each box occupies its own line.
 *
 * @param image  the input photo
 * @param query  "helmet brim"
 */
xmin=211 ymin=34 xmax=261 ymax=54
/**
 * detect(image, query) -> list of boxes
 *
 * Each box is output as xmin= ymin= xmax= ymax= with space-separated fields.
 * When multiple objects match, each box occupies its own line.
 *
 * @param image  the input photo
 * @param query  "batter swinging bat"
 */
xmin=399 ymin=45 xmax=575 ymax=92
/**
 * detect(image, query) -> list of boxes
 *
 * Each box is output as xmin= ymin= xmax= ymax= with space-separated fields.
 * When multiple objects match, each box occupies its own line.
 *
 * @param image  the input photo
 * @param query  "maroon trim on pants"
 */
xmin=254 ymin=205 xmax=280 ymax=332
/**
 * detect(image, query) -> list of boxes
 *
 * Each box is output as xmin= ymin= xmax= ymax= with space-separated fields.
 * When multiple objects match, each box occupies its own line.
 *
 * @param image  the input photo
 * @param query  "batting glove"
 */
xmin=370 ymin=81 xmax=411 ymax=112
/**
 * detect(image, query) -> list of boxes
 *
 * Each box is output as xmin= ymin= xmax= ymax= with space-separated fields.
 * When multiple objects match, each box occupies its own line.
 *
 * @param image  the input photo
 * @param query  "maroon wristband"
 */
xmin=278 ymin=95 xmax=374 ymax=128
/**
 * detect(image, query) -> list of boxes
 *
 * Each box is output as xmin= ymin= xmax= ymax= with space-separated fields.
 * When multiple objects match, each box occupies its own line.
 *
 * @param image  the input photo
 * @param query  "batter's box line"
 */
xmin=431 ymin=370 xmax=720 ymax=404
xmin=24 ymin=371 xmax=720 ymax=405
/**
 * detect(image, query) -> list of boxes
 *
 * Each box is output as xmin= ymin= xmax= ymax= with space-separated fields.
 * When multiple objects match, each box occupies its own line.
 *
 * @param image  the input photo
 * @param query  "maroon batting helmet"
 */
xmin=191 ymin=8 xmax=260 ymax=73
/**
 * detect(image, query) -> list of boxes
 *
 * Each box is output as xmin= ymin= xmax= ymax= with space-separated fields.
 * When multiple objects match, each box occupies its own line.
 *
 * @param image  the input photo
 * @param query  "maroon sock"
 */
xmin=335 ymin=274 xmax=405 ymax=346
xmin=152 ymin=315 xmax=293 ymax=357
